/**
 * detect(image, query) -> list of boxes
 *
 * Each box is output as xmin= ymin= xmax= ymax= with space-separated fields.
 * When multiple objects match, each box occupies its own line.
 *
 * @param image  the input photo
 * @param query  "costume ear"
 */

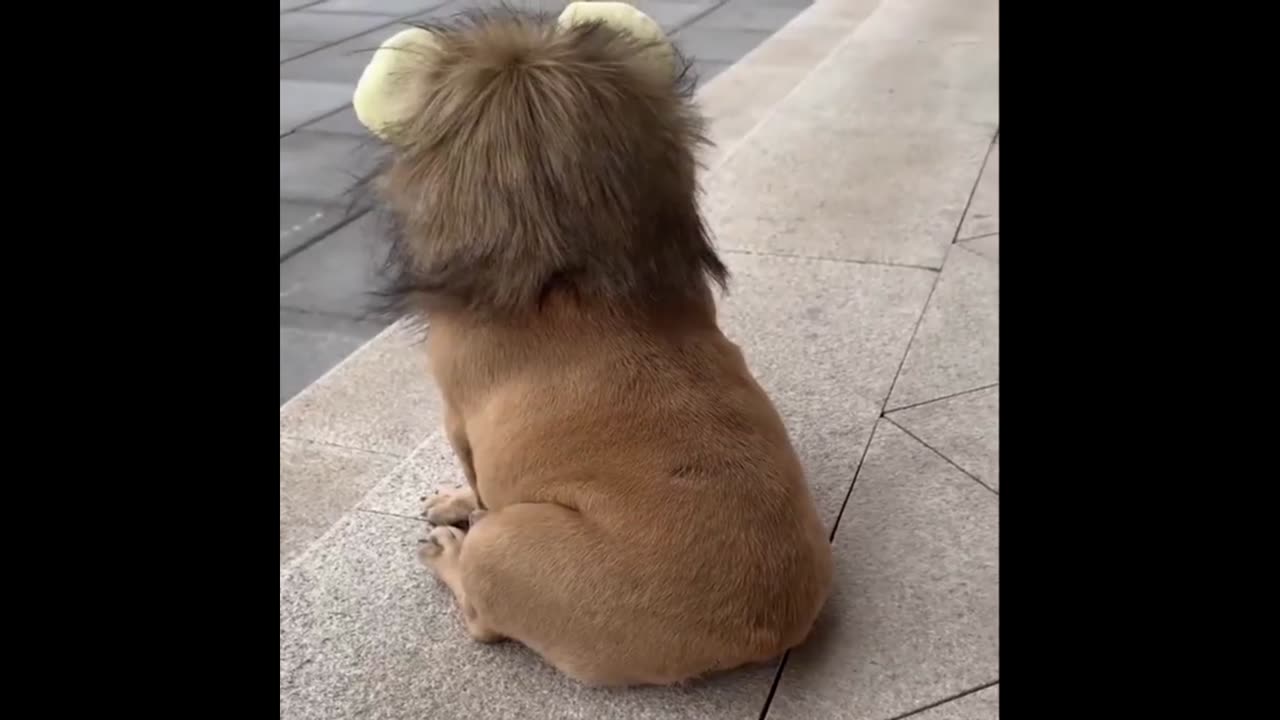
xmin=352 ymin=27 xmax=441 ymax=141
xmin=557 ymin=2 xmax=676 ymax=76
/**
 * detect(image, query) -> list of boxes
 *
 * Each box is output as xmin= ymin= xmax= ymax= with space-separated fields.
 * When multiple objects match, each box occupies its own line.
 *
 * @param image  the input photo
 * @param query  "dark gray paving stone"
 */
xmin=305 ymin=0 xmax=452 ymax=15
xmin=281 ymin=201 xmax=359 ymax=258
xmin=622 ymin=1 xmax=719 ymax=31
xmin=673 ymin=26 xmax=772 ymax=63
xmin=280 ymin=131 xmax=379 ymax=203
xmin=302 ymin=107 xmax=368 ymax=136
xmin=281 ymin=79 xmax=355 ymax=134
xmin=281 ymin=40 xmax=321 ymax=61
xmin=280 ymin=21 xmax=416 ymax=83
xmin=693 ymin=1 xmax=807 ymax=32
xmin=280 ymin=212 xmax=387 ymax=319
xmin=281 ymin=11 xmax=402 ymax=44
xmin=731 ymin=0 xmax=811 ymax=6
xmin=280 ymin=310 xmax=384 ymax=405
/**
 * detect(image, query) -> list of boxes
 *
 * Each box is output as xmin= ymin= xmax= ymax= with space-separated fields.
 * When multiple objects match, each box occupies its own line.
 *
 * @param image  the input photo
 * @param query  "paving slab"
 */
xmin=281 ymin=321 xmax=442 ymax=456
xmin=958 ymin=233 xmax=997 ymax=263
xmin=282 ymin=0 xmax=323 ymax=11
xmin=888 ymin=385 xmax=998 ymax=492
xmin=764 ymin=420 xmax=998 ymax=720
xmin=675 ymin=26 xmax=773 ymax=63
xmin=299 ymin=106 xmax=367 ymax=136
xmin=280 ymin=201 xmax=356 ymax=258
xmin=703 ymin=0 xmax=997 ymax=267
xmin=279 ymin=212 xmax=388 ymax=319
xmin=907 ymin=685 xmax=999 ymax=720
xmin=280 ymin=79 xmax=355 ymax=134
xmin=281 ymin=11 xmax=402 ymax=44
xmin=281 ymin=311 xmax=385 ymax=404
xmin=280 ymin=131 xmax=379 ymax=203
xmin=280 ymin=16 xmax=425 ymax=83
xmin=281 ymin=40 xmax=320 ymax=61
xmin=958 ymin=139 xmax=998 ymax=240
xmin=305 ymin=0 xmax=451 ymax=15
xmin=280 ymin=511 xmax=781 ymax=720
xmin=695 ymin=2 xmax=808 ymax=32
xmin=280 ymin=438 xmax=400 ymax=563
xmin=886 ymin=245 xmax=998 ymax=409
xmin=359 ymin=252 xmax=934 ymax=533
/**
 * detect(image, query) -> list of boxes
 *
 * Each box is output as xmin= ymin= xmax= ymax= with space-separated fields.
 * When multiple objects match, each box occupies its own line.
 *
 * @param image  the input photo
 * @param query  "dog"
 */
xmin=356 ymin=4 xmax=833 ymax=687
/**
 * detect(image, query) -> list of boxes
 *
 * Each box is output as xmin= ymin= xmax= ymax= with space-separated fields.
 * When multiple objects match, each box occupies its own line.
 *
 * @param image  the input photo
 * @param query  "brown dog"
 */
xmin=358 ymin=5 xmax=832 ymax=687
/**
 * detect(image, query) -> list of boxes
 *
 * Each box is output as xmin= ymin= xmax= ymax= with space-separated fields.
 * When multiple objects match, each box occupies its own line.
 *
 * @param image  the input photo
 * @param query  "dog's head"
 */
xmin=354 ymin=2 xmax=728 ymax=320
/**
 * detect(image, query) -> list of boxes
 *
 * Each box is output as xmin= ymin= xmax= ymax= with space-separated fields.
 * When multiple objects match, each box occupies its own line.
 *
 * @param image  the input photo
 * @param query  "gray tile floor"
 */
xmin=279 ymin=0 xmax=811 ymax=405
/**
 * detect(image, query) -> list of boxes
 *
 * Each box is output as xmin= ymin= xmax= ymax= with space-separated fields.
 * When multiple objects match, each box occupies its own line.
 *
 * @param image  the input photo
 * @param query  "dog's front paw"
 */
xmin=418 ymin=525 xmax=464 ymax=569
xmin=420 ymin=486 xmax=478 ymax=526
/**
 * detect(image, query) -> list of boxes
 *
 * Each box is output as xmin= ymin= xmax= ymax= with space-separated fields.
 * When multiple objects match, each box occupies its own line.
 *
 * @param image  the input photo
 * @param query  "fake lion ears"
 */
xmin=352 ymin=2 xmax=675 ymax=141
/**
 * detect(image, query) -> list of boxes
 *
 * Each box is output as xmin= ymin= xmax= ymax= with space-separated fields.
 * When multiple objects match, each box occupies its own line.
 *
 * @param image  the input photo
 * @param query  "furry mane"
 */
xmin=359 ymin=6 xmax=728 ymax=321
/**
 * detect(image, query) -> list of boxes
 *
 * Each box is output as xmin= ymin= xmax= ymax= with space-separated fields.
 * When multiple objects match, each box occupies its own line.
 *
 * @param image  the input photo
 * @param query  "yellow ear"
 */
xmin=352 ymin=27 xmax=440 ymax=141
xmin=557 ymin=2 xmax=675 ymax=75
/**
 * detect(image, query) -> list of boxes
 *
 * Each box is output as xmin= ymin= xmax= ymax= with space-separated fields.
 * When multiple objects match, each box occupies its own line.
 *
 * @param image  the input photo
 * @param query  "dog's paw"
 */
xmin=420 ymin=486 xmax=478 ymax=526
xmin=417 ymin=525 xmax=465 ymax=565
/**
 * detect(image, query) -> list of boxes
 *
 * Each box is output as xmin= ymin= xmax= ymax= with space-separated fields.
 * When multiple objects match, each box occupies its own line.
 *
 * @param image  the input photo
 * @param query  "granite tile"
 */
xmin=764 ymin=421 xmax=998 ymax=720
xmin=886 ymin=245 xmax=998 ymax=408
xmin=958 ymin=234 xmax=998 ymax=263
xmin=280 ymin=511 xmax=780 ymax=719
xmin=280 ymin=438 xmax=400 ymax=563
xmin=888 ymin=386 xmax=998 ymax=491
xmin=958 ymin=139 xmax=998 ymax=239
xmin=908 ymin=685 xmax=999 ymax=720
xmin=280 ymin=316 xmax=384 ymax=404
xmin=280 ymin=320 xmax=443 ymax=456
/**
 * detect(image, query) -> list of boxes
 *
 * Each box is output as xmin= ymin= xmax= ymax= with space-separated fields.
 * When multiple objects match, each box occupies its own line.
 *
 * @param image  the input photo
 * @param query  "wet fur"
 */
xmin=373 ymin=7 xmax=833 ymax=687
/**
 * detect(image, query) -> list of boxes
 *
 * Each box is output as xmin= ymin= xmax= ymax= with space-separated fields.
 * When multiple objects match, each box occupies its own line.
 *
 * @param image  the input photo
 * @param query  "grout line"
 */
xmin=279 ymin=1 xmax=454 ymax=66
xmin=956 ymin=231 xmax=998 ymax=243
xmin=883 ymin=382 xmax=999 ymax=414
xmin=758 ymin=417 xmax=886 ymax=720
xmin=885 ymin=680 xmax=999 ymax=720
xmin=755 ymin=654 xmax=791 ymax=720
xmin=723 ymin=247 xmax=940 ymax=273
xmin=669 ymin=0 xmax=732 ymax=34
xmin=354 ymin=508 xmax=428 ymax=523
xmin=951 ymin=132 xmax=1000 ymax=244
xmin=279 ymin=206 xmax=371 ymax=265
xmin=880 ymin=264 xmax=945 ymax=418
xmin=281 ymin=435 xmax=405 ymax=460
xmin=882 ymin=416 xmax=998 ymax=496
xmin=281 ymin=1 xmax=326 ymax=15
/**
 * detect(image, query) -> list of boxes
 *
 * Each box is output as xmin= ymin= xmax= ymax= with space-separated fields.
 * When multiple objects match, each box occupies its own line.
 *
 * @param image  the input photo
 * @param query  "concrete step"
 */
xmin=281 ymin=1 xmax=999 ymax=717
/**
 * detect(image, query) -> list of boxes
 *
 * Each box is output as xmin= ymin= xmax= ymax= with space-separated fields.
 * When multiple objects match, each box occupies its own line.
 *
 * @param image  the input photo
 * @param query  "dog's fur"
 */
xmin=374 ymin=8 xmax=832 ymax=687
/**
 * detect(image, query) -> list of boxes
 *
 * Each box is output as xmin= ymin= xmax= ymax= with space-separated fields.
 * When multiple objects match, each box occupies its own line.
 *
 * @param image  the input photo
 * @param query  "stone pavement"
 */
xmin=281 ymin=0 xmax=819 ymax=404
xmin=280 ymin=0 xmax=998 ymax=717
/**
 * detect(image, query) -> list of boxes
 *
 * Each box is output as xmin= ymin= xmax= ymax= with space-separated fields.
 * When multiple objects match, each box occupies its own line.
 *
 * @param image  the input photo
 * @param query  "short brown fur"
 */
xmin=379 ymin=8 xmax=833 ymax=687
